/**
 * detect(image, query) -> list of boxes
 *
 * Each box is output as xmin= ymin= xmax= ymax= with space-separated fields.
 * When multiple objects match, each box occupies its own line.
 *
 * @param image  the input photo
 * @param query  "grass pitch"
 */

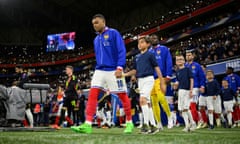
xmin=0 ymin=126 xmax=240 ymax=144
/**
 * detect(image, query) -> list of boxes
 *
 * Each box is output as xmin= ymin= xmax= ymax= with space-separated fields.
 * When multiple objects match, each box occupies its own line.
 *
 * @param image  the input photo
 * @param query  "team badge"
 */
xmin=192 ymin=65 xmax=196 ymax=69
xmin=104 ymin=34 xmax=109 ymax=40
xmin=157 ymin=50 xmax=161 ymax=55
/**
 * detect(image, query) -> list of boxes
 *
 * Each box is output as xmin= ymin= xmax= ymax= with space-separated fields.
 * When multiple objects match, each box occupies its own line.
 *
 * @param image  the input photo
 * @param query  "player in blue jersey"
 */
xmin=174 ymin=54 xmax=194 ymax=132
xmin=71 ymin=14 xmax=133 ymax=134
xmin=149 ymin=34 xmax=172 ymax=129
xmin=221 ymin=79 xmax=236 ymax=128
xmin=205 ymin=70 xmax=221 ymax=129
xmin=124 ymin=35 xmax=165 ymax=134
xmin=224 ymin=67 xmax=240 ymax=127
xmin=185 ymin=49 xmax=205 ymax=129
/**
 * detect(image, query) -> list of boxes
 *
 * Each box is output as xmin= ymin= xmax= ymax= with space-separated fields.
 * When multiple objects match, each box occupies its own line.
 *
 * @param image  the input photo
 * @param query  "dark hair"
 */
xmin=92 ymin=14 xmax=105 ymax=20
xmin=138 ymin=35 xmax=151 ymax=43
xmin=150 ymin=34 xmax=159 ymax=39
xmin=186 ymin=49 xmax=195 ymax=54
xmin=201 ymin=64 xmax=206 ymax=68
xmin=227 ymin=67 xmax=234 ymax=72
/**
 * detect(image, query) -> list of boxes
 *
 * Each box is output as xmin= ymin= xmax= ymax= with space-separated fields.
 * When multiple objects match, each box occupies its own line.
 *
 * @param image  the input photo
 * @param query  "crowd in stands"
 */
xmin=122 ymin=0 xmax=219 ymax=40
xmin=0 ymin=0 xmax=239 ymax=90
xmin=168 ymin=24 xmax=240 ymax=65
xmin=0 ymin=46 xmax=94 ymax=65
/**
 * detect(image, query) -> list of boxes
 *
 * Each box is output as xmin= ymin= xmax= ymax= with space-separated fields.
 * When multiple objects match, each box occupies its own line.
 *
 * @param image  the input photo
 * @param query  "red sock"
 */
xmin=97 ymin=118 xmax=101 ymax=127
xmin=54 ymin=116 xmax=60 ymax=125
xmin=118 ymin=93 xmax=132 ymax=121
xmin=235 ymin=106 xmax=240 ymax=121
xmin=85 ymin=88 xmax=101 ymax=122
xmin=232 ymin=106 xmax=239 ymax=122
xmin=190 ymin=102 xmax=199 ymax=122
xmin=65 ymin=116 xmax=73 ymax=125
xmin=214 ymin=113 xmax=219 ymax=119
xmin=119 ymin=116 xmax=124 ymax=126
xmin=22 ymin=119 xmax=28 ymax=127
xmin=200 ymin=109 xmax=208 ymax=123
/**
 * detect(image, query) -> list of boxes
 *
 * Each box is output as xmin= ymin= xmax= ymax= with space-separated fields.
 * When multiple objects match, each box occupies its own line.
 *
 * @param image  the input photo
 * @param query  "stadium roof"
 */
xmin=0 ymin=0 xmax=191 ymax=46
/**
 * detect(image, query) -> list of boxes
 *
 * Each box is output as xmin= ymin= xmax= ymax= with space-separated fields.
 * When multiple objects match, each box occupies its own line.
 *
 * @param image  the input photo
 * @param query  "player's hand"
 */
xmin=115 ymin=69 xmax=122 ymax=78
xmin=173 ymin=83 xmax=178 ymax=90
xmin=189 ymin=90 xmax=193 ymax=98
xmin=160 ymin=79 xmax=166 ymax=94
xmin=200 ymin=87 xmax=205 ymax=93
xmin=131 ymin=75 xmax=137 ymax=82
xmin=165 ymin=77 xmax=171 ymax=85
xmin=213 ymin=95 xmax=217 ymax=100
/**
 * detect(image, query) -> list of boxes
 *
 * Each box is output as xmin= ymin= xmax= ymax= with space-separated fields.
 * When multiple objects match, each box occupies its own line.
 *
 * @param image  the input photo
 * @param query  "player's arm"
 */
xmin=236 ymin=74 xmax=240 ymax=96
xmin=214 ymin=80 xmax=221 ymax=100
xmin=123 ymin=69 xmax=136 ymax=77
xmin=198 ymin=64 xmax=206 ymax=93
xmin=115 ymin=30 xmax=126 ymax=71
xmin=188 ymin=67 xmax=194 ymax=98
xmin=165 ymin=47 xmax=173 ymax=82
xmin=123 ymin=56 xmax=137 ymax=77
xmin=189 ymin=78 xmax=194 ymax=98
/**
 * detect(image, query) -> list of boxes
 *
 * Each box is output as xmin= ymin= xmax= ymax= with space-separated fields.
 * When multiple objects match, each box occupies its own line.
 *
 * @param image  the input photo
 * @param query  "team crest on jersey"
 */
xmin=104 ymin=34 xmax=109 ymax=40
xmin=157 ymin=50 xmax=161 ymax=55
xmin=192 ymin=65 xmax=196 ymax=69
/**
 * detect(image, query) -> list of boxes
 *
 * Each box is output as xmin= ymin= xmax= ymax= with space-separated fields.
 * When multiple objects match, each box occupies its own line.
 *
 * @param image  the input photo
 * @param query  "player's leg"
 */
xmin=213 ymin=96 xmax=222 ymax=127
xmin=139 ymin=76 xmax=158 ymax=134
xmin=207 ymin=96 xmax=214 ymax=129
xmin=151 ymin=79 xmax=162 ymax=129
xmin=71 ymin=70 xmax=103 ymax=133
xmin=157 ymin=80 xmax=171 ymax=118
xmin=197 ymin=96 xmax=208 ymax=129
xmin=107 ymin=71 xmax=133 ymax=134
xmin=178 ymin=90 xmax=190 ymax=132
xmin=25 ymin=104 xmax=34 ymax=128
xmin=166 ymin=96 xmax=175 ymax=129
xmin=190 ymin=88 xmax=199 ymax=123
xmin=224 ymin=100 xmax=234 ymax=128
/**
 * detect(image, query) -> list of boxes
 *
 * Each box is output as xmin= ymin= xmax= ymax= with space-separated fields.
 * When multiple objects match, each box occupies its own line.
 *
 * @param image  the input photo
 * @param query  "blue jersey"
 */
xmin=221 ymin=87 xmax=235 ymax=101
xmin=223 ymin=73 xmax=240 ymax=94
xmin=185 ymin=62 xmax=205 ymax=88
xmin=149 ymin=44 xmax=172 ymax=78
xmin=133 ymin=51 xmax=158 ymax=78
xmin=205 ymin=79 xmax=221 ymax=96
xmin=94 ymin=27 xmax=126 ymax=71
xmin=166 ymin=84 xmax=174 ymax=96
xmin=176 ymin=67 xmax=193 ymax=90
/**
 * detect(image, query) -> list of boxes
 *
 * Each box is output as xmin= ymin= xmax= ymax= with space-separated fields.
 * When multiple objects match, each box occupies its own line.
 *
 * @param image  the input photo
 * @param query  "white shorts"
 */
xmin=198 ymin=95 xmax=207 ymax=107
xmin=178 ymin=89 xmax=191 ymax=111
xmin=138 ymin=76 xmax=154 ymax=103
xmin=91 ymin=70 xmax=127 ymax=93
xmin=207 ymin=96 xmax=222 ymax=113
xmin=191 ymin=88 xmax=199 ymax=103
xmin=214 ymin=96 xmax=222 ymax=113
xmin=206 ymin=96 xmax=214 ymax=111
xmin=223 ymin=100 xmax=234 ymax=112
